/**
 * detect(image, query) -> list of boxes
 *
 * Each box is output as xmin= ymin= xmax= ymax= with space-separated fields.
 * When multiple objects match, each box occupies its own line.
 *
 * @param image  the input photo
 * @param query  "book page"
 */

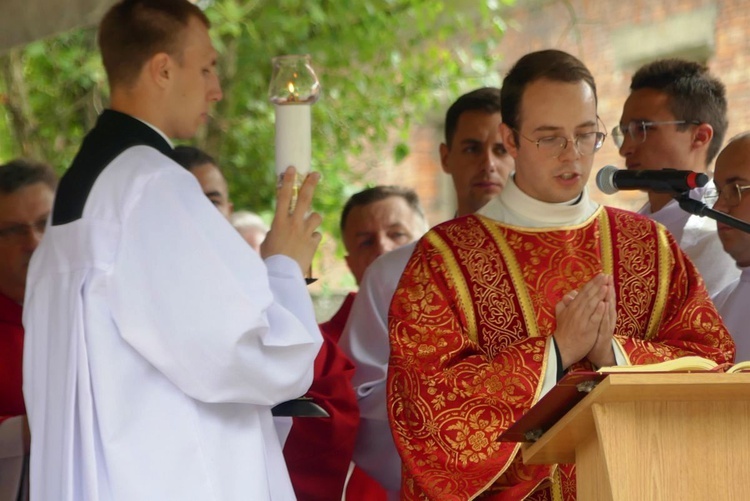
xmin=597 ymin=356 xmax=719 ymax=373
xmin=727 ymin=360 xmax=750 ymax=373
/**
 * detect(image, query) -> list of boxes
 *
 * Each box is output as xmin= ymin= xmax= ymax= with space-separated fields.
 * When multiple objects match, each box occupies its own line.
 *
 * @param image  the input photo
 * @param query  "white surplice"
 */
xmin=339 ymin=243 xmax=415 ymax=494
xmin=713 ymin=266 xmax=750 ymax=362
xmin=23 ymin=144 xmax=322 ymax=501
xmin=638 ymin=182 xmax=740 ymax=298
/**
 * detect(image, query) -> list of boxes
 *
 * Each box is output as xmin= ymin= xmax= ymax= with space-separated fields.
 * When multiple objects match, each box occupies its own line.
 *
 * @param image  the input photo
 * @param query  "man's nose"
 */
xmin=210 ymin=76 xmax=223 ymax=102
xmin=375 ymin=236 xmax=398 ymax=255
xmin=558 ymin=138 xmax=582 ymax=160
xmin=618 ymin=134 xmax=635 ymax=158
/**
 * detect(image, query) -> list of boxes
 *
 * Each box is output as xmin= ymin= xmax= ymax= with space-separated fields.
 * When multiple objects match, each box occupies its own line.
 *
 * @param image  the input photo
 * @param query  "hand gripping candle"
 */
xmin=268 ymin=55 xmax=321 ymax=210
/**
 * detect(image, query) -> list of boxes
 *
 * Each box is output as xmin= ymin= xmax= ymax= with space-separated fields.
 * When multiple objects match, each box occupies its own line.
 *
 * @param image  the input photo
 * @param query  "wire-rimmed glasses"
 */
xmin=611 ymin=120 xmax=702 ymax=148
xmin=703 ymin=184 xmax=750 ymax=208
xmin=514 ymin=129 xmax=607 ymax=158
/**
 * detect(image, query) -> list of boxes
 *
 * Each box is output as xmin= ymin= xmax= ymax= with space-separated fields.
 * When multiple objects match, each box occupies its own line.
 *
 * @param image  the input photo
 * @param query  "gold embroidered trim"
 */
xmin=598 ymin=210 xmax=614 ymax=275
xmin=479 ymin=216 xmax=540 ymax=338
xmin=646 ymin=226 xmax=670 ymax=340
xmin=426 ymin=231 xmax=477 ymax=343
xmin=551 ymin=466 xmax=564 ymax=501
xmin=468 ymin=443 xmax=523 ymax=501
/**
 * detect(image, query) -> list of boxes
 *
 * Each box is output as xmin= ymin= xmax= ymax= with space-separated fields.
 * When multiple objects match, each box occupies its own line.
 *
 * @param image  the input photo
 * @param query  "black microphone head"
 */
xmin=596 ymin=165 xmax=619 ymax=195
xmin=694 ymin=172 xmax=709 ymax=188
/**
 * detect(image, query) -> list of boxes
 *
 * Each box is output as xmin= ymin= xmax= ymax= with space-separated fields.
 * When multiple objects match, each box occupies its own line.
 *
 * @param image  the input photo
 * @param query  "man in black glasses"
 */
xmin=386 ymin=49 xmax=733 ymax=501
xmin=615 ymin=58 xmax=739 ymax=297
xmin=710 ymin=133 xmax=750 ymax=362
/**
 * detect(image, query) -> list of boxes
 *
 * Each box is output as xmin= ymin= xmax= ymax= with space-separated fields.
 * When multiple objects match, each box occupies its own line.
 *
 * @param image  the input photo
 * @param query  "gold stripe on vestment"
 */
xmin=598 ymin=210 xmax=614 ymax=275
xmin=426 ymin=231 xmax=478 ymax=343
xmin=646 ymin=226 xmax=670 ymax=340
xmin=479 ymin=216 xmax=540 ymax=338
xmin=551 ymin=466 xmax=564 ymax=501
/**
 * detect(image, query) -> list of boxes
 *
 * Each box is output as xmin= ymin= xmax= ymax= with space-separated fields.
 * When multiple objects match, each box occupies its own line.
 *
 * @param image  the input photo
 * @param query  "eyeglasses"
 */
xmin=0 ymin=218 xmax=47 ymax=244
xmin=703 ymin=184 xmax=750 ymax=208
xmin=514 ymin=129 xmax=606 ymax=158
xmin=611 ymin=120 xmax=702 ymax=148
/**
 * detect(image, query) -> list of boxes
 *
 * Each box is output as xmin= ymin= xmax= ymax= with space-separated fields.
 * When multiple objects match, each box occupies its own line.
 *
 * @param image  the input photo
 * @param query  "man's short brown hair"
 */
xmin=98 ymin=0 xmax=210 ymax=88
xmin=501 ymin=50 xmax=597 ymax=137
xmin=0 ymin=158 xmax=58 ymax=195
xmin=630 ymin=59 xmax=728 ymax=166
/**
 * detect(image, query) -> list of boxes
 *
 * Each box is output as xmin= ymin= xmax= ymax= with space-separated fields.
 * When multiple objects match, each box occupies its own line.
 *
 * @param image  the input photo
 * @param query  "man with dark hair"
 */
xmin=285 ymin=185 xmax=427 ymax=500
xmin=23 ymin=1 xmax=323 ymax=500
xmin=0 ymin=159 xmax=56 ymax=501
xmin=387 ymin=49 xmax=733 ymax=499
xmin=338 ymin=185 xmax=427 ymax=286
xmin=614 ymin=58 xmax=738 ymax=296
xmin=339 ymin=87 xmax=514 ymax=496
xmin=710 ymin=133 xmax=750 ymax=361
xmin=440 ymin=87 xmax=511 ymax=216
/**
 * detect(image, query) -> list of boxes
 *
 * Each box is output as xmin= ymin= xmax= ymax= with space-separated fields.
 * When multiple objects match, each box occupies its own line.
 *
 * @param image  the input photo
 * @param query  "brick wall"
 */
xmin=312 ymin=0 xmax=750 ymax=312
xmin=402 ymin=0 xmax=750 ymax=221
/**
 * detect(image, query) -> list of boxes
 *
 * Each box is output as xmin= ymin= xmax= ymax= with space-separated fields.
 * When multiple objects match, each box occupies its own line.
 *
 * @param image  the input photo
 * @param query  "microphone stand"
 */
xmin=675 ymin=192 xmax=750 ymax=234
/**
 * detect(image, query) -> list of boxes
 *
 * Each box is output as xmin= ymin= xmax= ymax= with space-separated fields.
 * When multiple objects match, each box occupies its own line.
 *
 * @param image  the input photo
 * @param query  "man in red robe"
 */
xmin=0 ymin=159 xmax=56 ymax=501
xmin=387 ymin=50 xmax=735 ymax=500
xmin=287 ymin=186 xmax=427 ymax=501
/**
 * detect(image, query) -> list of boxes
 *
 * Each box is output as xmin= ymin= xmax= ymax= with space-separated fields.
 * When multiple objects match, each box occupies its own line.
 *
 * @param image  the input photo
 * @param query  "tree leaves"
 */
xmin=0 ymin=0 xmax=509 ymax=241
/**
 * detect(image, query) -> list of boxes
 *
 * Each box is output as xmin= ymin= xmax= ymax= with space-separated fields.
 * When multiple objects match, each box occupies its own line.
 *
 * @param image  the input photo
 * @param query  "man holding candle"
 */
xmin=22 ymin=1 xmax=323 ymax=500
xmin=387 ymin=50 xmax=733 ymax=499
xmin=338 ymin=87 xmax=515 ymax=496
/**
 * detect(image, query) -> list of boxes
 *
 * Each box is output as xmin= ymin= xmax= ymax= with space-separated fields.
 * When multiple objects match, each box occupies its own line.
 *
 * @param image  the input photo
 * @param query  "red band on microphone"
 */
xmin=686 ymin=171 xmax=698 ymax=189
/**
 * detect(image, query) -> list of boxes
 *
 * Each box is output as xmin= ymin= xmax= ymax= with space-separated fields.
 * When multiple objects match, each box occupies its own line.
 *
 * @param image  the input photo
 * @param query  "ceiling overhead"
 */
xmin=2 ymin=0 xmax=118 ymax=53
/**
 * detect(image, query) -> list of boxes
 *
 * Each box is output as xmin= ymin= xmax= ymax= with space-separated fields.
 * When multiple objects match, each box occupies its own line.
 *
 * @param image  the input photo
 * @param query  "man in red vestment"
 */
xmin=387 ymin=50 xmax=735 ymax=500
xmin=340 ymin=87 xmax=515 ymax=498
xmin=0 ymin=159 xmax=56 ymax=501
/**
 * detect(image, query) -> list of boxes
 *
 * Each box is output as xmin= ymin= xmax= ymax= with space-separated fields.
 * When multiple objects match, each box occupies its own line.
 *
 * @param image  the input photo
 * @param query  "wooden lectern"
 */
xmin=521 ymin=373 xmax=750 ymax=500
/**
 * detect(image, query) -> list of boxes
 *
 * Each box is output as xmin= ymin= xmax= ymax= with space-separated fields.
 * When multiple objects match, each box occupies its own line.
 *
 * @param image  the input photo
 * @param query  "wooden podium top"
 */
xmin=522 ymin=372 xmax=750 ymax=464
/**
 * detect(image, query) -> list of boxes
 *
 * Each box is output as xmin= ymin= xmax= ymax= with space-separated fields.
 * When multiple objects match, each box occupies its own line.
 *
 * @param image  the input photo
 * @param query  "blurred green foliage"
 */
xmin=0 ymin=0 xmax=510 ymax=238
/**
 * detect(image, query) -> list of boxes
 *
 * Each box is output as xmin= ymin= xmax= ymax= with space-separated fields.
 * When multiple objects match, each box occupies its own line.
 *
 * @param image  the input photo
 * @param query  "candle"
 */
xmin=274 ymin=103 xmax=311 ymax=177
xmin=268 ymin=55 xmax=320 ymax=210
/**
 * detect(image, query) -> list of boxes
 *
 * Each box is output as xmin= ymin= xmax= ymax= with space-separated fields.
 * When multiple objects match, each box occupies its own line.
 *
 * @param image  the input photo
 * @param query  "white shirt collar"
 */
xmin=477 ymin=175 xmax=600 ymax=228
xmin=133 ymin=117 xmax=174 ymax=148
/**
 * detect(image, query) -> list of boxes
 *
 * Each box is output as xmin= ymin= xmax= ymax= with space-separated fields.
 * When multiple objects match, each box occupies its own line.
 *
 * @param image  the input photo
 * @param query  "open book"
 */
xmin=598 ymin=355 xmax=750 ymax=374
xmin=498 ymin=356 xmax=750 ymax=443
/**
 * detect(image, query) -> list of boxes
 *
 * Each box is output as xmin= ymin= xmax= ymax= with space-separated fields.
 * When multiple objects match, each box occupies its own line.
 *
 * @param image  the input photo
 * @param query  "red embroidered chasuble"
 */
xmin=388 ymin=207 xmax=734 ymax=501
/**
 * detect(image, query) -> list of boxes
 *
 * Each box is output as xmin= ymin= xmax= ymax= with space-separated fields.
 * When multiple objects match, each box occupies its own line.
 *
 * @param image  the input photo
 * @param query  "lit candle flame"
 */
xmin=287 ymin=81 xmax=297 ymax=101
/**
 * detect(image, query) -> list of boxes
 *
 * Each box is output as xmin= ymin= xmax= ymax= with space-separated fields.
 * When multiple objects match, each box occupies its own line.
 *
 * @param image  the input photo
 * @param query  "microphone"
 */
xmin=596 ymin=165 xmax=709 ymax=194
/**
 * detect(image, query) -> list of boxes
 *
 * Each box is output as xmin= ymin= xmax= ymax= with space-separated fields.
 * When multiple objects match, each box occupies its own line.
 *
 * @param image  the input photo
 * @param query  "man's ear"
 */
xmin=439 ymin=143 xmax=450 ymax=174
xmin=499 ymin=123 xmax=519 ymax=158
xmin=692 ymin=123 xmax=714 ymax=151
xmin=148 ymin=52 xmax=172 ymax=89
xmin=344 ymin=253 xmax=355 ymax=276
